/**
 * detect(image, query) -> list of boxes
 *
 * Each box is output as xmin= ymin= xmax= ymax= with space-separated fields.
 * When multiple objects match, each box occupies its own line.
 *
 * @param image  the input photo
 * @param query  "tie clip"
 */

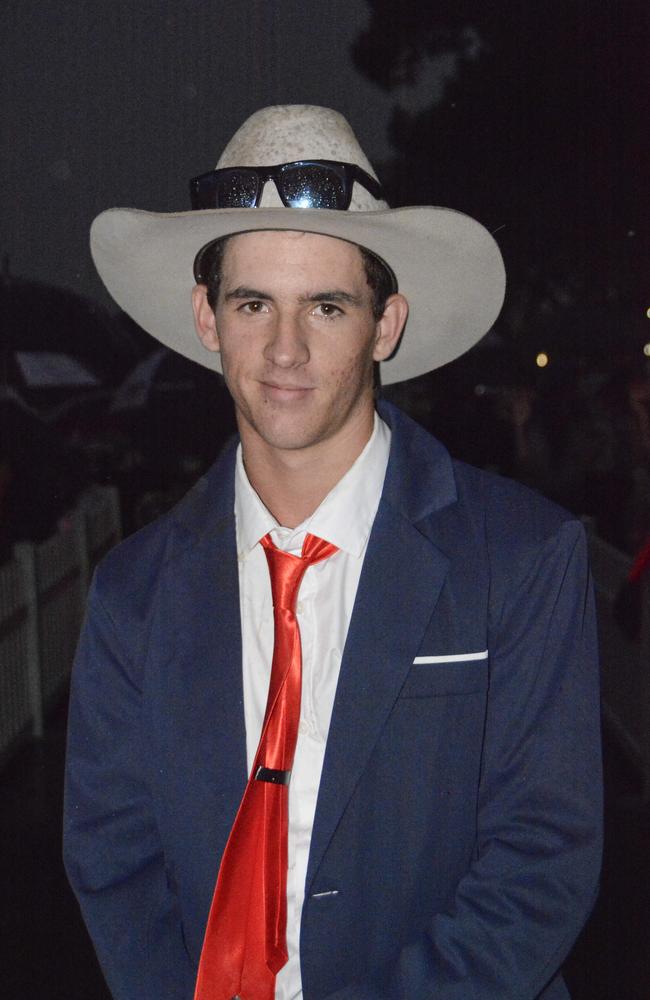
xmin=255 ymin=766 xmax=291 ymax=785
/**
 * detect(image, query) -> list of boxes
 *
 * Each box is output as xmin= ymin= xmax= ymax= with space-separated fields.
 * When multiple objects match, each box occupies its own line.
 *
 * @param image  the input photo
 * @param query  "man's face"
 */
xmin=192 ymin=230 xmax=405 ymax=460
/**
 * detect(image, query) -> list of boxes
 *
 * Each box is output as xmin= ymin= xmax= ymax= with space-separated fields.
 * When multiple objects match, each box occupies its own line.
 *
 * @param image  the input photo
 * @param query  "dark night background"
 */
xmin=1 ymin=1 xmax=648 ymax=997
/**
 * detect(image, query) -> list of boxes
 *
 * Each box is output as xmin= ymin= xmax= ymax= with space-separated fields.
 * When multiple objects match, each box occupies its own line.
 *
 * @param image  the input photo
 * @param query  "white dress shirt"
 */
xmin=234 ymin=411 xmax=391 ymax=999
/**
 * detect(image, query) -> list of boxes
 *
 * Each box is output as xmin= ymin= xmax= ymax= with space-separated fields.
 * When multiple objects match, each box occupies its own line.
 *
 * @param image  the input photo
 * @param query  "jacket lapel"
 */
xmin=166 ymin=440 xmax=248 ymax=824
xmin=306 ymin=403 xmax=457 ymax=890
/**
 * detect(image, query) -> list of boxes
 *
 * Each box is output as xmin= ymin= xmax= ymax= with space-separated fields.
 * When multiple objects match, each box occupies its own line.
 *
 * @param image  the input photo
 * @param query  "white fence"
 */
xmin=0 ymin=486 xmax=121 ymax=762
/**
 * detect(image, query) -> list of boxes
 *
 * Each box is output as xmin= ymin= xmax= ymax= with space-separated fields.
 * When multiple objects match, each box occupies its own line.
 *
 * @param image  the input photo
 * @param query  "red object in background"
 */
xmin=629 ymin=539 xmax=650 ymax=584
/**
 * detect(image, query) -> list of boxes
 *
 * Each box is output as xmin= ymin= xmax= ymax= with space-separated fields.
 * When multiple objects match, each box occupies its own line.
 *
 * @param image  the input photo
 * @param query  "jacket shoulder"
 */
xmin=448 ymin=459 xmax=590 ymax=611
xmin=92 ymin=441 xmax=236 ymax=611
xmin=451 ymin=458 xmax=579 ymax=543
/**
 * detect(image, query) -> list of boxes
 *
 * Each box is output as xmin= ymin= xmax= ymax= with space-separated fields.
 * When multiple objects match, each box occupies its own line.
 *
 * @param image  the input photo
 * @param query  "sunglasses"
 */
xmin=189 ymin=159 xmax=385 ymax=211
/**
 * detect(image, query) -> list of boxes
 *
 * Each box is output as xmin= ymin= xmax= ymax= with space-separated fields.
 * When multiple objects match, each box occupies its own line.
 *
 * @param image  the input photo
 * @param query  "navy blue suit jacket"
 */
xmin=63 ymin=402 xmax=602 ymax=999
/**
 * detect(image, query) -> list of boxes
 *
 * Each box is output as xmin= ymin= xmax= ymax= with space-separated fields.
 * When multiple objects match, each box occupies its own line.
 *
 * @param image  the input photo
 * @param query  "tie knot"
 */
xmin=261 ymin=533 xmax=338 ymax=611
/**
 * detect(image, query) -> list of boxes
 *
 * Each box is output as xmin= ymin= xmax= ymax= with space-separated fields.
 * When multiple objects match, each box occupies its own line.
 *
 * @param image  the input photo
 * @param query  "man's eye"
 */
xmin=240 ymin=301 xmax=267 ymax=314
xmin=314 ymin=302 xmax=342 ymax=318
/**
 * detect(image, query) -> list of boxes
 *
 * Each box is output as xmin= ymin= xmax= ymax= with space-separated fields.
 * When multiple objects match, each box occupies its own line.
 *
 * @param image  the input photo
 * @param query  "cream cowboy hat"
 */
xmin=90 ymin=105 xmax=506 ymax=385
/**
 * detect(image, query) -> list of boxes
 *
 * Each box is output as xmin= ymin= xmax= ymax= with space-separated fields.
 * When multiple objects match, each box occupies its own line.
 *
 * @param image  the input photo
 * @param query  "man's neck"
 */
xmin=240 ymin=411 xmax=376 ymax=529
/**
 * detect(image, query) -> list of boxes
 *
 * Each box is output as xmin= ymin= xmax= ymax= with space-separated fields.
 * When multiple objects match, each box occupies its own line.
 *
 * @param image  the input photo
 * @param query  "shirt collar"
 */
xmin=235 ymin=411 xmax=391 ymax=559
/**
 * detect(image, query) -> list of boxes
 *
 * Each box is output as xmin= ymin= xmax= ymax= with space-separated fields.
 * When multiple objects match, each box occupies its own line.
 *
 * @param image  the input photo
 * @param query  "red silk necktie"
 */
xmin=194 ymin=532 xmax=338 ymax=1000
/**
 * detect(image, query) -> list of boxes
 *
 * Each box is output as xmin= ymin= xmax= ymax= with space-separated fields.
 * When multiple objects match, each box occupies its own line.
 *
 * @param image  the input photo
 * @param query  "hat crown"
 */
xmin=90 ymin=104 xmax=506 ymax=386
xmin=215 ymin=105 xmax=387 ymax=212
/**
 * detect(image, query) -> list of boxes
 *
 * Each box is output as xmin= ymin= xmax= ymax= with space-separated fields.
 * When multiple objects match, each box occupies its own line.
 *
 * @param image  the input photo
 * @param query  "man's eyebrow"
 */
xmin=299 ymin=291 xmax=364 ymax=306
xmin=223 ymin=288 xmax=365 ymax=306
xmin=224 ymin=286 xmax=273 ymax=302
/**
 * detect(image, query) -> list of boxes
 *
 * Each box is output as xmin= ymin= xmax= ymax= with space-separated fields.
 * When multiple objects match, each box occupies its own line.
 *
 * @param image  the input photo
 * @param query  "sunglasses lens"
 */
xmin=280 ymin=164 xmax=347 ymax=209
xmin=213 ymin=169 xmax=260 ymax=208
xmin=191 ymin=169 xmax=260 ymax=209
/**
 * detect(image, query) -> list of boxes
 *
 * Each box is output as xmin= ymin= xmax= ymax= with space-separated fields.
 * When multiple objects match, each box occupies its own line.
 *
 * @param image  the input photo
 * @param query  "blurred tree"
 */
xmin=353 ymin=0 xmax=646 ymax=362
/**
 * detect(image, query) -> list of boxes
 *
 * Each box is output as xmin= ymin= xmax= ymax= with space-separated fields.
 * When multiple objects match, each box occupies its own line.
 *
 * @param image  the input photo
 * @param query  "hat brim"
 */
xmin=90 ymin=205 xmax=505 ymax=385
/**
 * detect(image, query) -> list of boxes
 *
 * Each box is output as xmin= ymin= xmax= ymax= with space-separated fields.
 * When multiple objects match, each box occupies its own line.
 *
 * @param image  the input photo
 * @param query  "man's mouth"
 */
xmin=261 ymin=380 xmax=314 ymax=400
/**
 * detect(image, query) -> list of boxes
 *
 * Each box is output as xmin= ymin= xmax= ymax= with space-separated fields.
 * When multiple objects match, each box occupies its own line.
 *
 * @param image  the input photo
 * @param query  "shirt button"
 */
xmin=298 ymin=720 xmax=309 ymax=735
xmin=297 ymin=601 xmax=304 ymax=614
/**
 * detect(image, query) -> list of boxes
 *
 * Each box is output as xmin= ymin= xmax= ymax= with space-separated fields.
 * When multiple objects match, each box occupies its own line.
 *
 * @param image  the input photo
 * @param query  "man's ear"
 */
xmin=372 ymin=293 xmax=409 ymax=363
xmin=191 ymin=284 xmax=221 ymax=353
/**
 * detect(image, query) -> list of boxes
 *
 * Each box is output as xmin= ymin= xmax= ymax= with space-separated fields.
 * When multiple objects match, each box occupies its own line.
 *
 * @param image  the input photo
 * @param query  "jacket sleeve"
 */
xmin=63 ymin=580 xmax=194 ymax=1000
xmin=327 ymin=519 xmax=603 ymax=1000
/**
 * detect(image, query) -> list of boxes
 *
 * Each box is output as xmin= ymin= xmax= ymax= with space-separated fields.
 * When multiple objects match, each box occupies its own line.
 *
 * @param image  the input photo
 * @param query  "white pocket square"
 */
xmin=413 ymin=650 xmax=488 ymax=664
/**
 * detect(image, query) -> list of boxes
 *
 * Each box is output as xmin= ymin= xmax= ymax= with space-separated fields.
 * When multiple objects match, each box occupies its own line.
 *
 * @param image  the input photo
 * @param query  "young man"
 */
xmin=64 ymin=106 xmax=602 ymax=1000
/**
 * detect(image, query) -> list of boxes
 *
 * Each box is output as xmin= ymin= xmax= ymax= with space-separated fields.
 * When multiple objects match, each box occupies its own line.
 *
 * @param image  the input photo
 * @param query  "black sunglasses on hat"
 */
xmin=189 ymin=159 xmax=385 ymax=211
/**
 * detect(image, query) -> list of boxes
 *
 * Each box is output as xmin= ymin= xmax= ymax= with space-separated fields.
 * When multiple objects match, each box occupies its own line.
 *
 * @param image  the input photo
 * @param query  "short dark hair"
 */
xmin=201 ymin=236 xmax=232 ymax=312
xmin=198 ymin=235 xmax=396 ymax=320
xmin=359 ymin=246 xmax=396 ymax=320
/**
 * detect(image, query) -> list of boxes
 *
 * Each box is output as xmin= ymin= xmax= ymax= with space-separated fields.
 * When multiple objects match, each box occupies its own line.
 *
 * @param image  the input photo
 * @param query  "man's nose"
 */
xmin=263 ymin=313 xmax=310 ymax=368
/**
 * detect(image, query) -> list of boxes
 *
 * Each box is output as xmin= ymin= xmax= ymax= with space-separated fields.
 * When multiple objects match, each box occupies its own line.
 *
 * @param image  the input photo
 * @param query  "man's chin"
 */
xmin=256 ymin=430 xmax=322 ymax=454
xmin=243 ymin=413 xmax=329 ymax=455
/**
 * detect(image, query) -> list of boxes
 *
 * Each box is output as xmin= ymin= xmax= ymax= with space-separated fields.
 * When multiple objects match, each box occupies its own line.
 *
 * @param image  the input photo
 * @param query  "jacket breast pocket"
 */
xmin=398 ymin=657 xmax=489 ymax=698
